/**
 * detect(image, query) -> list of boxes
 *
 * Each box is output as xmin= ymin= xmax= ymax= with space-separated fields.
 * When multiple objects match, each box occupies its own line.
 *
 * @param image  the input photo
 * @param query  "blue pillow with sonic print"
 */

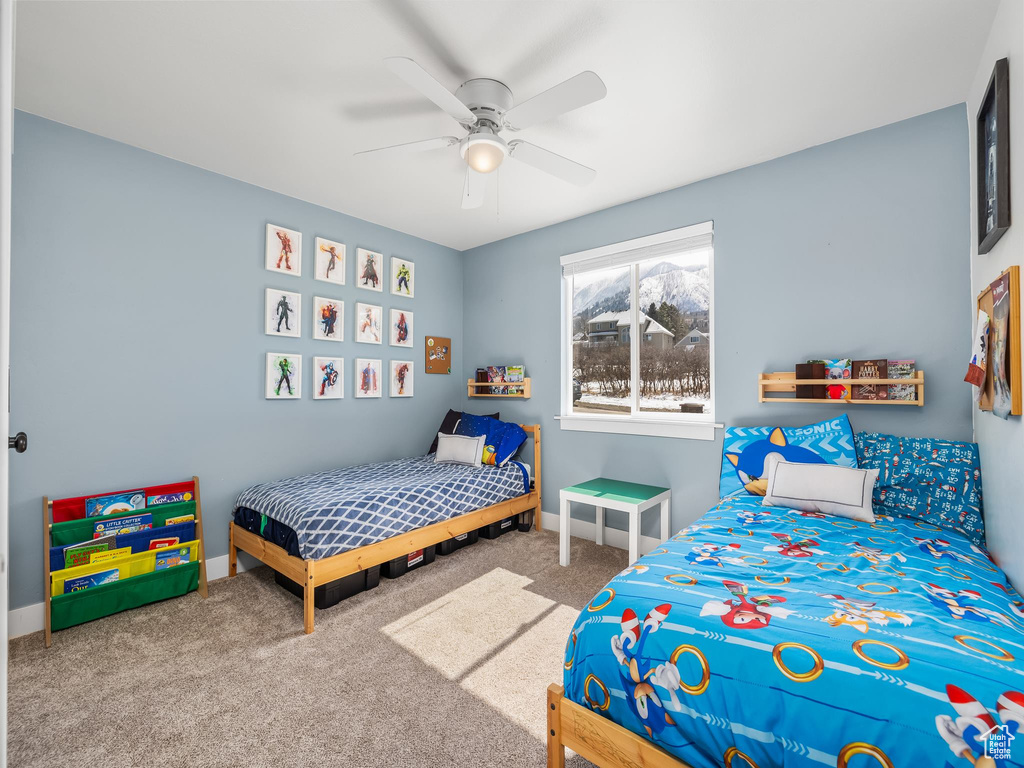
xmin=454 ymin=414 xmax=527 ymax=466
xmin=719 ymin=414 xmax=857 ymax=498
xmin=855 ymin=431 xmax=985 ymax=546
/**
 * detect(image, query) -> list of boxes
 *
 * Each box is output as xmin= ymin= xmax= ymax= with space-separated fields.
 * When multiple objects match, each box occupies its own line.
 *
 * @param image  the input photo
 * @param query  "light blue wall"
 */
xmin=9 ymin=112 xmax=464 ymax=609
xmin=462 ymin=105 xmax=972 ymax=536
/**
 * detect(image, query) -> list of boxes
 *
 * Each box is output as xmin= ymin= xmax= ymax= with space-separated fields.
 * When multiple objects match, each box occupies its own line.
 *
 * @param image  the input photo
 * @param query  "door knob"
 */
xmin=8 ymin=432 xmax=27 ymax=453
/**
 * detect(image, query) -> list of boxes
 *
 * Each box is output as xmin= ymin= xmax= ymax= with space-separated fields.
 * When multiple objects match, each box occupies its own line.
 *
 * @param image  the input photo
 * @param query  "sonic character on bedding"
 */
xmin=720 ymin=415 xmax=857 ymax=497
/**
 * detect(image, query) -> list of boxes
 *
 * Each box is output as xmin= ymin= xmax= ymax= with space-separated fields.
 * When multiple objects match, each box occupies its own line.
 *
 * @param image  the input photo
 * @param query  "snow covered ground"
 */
xmin=577 ymin=391 xmax=710 ymax=413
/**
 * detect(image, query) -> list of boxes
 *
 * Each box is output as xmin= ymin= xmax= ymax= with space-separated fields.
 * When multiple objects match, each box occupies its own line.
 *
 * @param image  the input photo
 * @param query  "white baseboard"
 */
xmin=540 ymin=511 xmax=662 ymax=553
xmin=7 ymin=552 xmax=254 ymax=640
xmin=9 ymin=516 xmax=657 ymax=639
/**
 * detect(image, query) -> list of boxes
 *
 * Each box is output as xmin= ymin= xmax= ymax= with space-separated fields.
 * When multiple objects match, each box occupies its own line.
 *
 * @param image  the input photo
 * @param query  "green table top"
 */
xmin=561 ymin=477 xmax=669 ymax=505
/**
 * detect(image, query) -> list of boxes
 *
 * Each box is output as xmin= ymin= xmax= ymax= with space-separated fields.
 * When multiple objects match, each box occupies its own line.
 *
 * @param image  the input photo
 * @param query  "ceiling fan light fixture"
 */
xmin=461 ymin=130 xmax=507 ymax=174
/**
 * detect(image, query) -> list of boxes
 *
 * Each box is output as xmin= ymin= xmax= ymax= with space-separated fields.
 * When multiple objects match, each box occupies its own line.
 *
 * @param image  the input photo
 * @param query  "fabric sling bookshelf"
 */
xmin=42 ymin=476 xmax=208 ymax=647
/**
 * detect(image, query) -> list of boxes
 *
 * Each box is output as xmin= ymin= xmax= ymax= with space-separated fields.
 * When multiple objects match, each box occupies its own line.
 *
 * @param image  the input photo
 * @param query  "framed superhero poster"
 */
xmin=976 ymin=265 xmax=1021 ymax=417
xmin=424 ymin=336 xmax=451 ymax=374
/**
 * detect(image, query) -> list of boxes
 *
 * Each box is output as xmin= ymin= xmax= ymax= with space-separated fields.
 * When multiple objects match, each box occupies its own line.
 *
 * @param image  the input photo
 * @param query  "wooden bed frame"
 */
xmin=547 ymin=684 xmax=691 ymax=768
xmin=228 ymin=424 xmax=542 ymax=634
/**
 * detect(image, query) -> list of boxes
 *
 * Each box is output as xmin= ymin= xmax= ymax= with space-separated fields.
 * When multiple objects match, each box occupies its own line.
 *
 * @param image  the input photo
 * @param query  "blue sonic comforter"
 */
xmin=563 ymin=496 xmax=1024 ymax=768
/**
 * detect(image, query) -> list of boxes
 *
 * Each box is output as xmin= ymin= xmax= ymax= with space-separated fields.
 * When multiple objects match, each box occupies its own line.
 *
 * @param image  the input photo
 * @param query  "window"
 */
xmin=561 ymin=222 xmax=716 ymax=440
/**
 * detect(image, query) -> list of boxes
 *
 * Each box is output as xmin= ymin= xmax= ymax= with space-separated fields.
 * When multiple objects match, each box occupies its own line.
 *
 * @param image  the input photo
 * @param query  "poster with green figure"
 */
xmin=391 ymin=256 xmax=415 ymax=298
xmin=266 ymin=353 xmax=301 ymax=399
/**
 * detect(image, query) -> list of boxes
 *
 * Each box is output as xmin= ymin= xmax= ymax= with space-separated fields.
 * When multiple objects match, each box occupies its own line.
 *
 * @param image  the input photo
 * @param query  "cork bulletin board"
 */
xmin=976 ymin=265 xmax=1022 ymax=415
xmin=424 ymin=336 xmax=452 ymax=374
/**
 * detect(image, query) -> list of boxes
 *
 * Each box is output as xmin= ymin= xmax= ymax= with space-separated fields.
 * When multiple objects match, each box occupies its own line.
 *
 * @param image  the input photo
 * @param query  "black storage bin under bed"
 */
xmin=275 ymin=567 xmax=380 ymax=609
xmin=479 ymin=514 xmax=521 ymax=540
xmin=381 ymin=545 xmax=437 ymax=579
xmin=436 ymin=529 xmax=480 ymax=556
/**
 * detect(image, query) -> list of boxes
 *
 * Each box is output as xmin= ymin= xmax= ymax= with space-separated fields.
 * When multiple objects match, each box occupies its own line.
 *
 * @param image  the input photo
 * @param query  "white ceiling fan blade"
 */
xmin=384 ymin=57 xmax=476 ymax=125
xmin=354 ymin=136 xmax=458 ymax=156
xmin=502 ymin=71 xmax=606 ymax=130
xmin=508 ymin=141 xmax=596 ymax=186
xmin=462 ymin=167 xmax=486 ymax=209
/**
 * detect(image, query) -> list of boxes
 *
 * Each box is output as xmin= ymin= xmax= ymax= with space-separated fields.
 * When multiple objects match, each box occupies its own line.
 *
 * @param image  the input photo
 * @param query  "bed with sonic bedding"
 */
xmin=556 ymin=415 xmax=1024 ymax=768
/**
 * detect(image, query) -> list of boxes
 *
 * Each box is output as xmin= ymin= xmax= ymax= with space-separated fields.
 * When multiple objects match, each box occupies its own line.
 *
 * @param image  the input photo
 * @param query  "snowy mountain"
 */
xmin=572 ymin=260 xmax=709 ymax=316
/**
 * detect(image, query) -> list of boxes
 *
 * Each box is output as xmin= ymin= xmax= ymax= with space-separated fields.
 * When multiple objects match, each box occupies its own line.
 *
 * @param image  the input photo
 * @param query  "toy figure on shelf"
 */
xmin=275 ymin=357 xmax=294 ymax=396
xmin=275 ymin=229 xmax=293 ymax=271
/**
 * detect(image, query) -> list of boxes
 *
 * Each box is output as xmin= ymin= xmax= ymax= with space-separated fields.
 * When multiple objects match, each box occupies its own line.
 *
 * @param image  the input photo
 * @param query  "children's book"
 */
xmin=148 ymin=537 xmax=180 ymax=550
xmin=89 ymin=547 xmax=131 ymax=565
xmin=487 ymin=365 xmax=508 ymax=395
xmin=824 ymin=359 xmax=852 ymax=400
xmin=164 ymin=514 xmax=195 ymax=526
xmin=147 ymin=491 xmax=193 ymax=506
xmin=64 ymin=569 xmax=119 ymax=594
xmin=85 ymin=490 xmax=146 ymax=518
xmin=154 ymin=547 xmax=191 ymax=571
xmin=93 ymin=513 xmax=152 ymax=539
xmin=888 ymin=360 xmax=917 ymax=401
xmin=63 ymin=536 xmax=115 ymax=569
xmin=505 ymin=365 xmax=525 ymax=395
xmin=852 ymin=359 xmax=889 ymax=400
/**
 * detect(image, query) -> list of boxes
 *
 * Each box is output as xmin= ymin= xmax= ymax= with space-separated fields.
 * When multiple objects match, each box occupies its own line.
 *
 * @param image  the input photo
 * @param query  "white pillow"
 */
xmin=762 ymin=456 xmax=879 ymax=522
xmin=434 ymin=433 xmax=486 ymax=466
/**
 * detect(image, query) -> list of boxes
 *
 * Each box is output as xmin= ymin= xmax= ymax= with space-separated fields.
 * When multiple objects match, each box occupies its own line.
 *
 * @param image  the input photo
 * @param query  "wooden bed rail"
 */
xmin=547 ymin=684 xmax=691 ymax=768
xmin=229 ymin=424 xmax=543 ymax=634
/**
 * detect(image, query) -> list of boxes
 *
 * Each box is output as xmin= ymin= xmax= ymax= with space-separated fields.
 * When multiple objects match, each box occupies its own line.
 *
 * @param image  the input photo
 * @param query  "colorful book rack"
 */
xmin=43 ymin=476 xmax=208 ymax=647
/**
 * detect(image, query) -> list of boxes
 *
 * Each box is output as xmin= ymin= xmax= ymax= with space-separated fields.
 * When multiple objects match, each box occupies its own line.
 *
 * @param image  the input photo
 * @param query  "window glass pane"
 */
xmin=637 ymin=249 xmax=711 ymax=415
xmin=571 ymin=265 xmax=632 ymax=414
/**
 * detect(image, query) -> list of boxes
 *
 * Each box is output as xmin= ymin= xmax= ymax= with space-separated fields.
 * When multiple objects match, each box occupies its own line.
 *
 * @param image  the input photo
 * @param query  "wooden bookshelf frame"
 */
xmin=547 ymin=684 xmax=692 ymax=768
xmin=43 ymin=475 xmax=208 ymax=648
xmin=228 ymin=425 xmax=542 ymax=635
xmin=467 ymin=378 xmax=532 ymax=398
xmin=758 ymin=371 xmax=924 ymax=406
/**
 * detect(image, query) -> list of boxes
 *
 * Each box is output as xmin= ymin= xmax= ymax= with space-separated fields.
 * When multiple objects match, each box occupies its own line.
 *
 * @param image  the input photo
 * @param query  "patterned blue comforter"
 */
xmin=564 ymin=496 xmax=1024 ymax=768
xmin=234 ymin=456 xmax=529 ymax=559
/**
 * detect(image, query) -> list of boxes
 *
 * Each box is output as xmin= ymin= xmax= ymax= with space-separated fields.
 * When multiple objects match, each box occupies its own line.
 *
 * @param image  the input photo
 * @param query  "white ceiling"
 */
xmin=14 ymin=0 xmax=998 ymax=251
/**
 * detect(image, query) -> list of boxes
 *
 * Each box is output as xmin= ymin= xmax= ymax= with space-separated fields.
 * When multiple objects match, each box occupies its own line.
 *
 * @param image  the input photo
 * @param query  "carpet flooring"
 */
xmin=8 ymin=530 xmax=627 ymax=767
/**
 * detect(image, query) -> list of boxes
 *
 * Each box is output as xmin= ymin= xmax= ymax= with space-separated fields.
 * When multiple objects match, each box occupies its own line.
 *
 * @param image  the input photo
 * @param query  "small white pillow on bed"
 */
xmin=762 ymin=456 xmax=879 ymax=522
xmin=434 ymin=433 xmax=486 ymax=466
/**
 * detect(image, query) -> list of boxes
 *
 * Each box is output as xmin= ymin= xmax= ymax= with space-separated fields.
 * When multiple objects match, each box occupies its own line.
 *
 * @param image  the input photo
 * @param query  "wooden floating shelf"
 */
xmin=758 ymin=371 xmax=924 ymax=407
xmin=467 ymin=378 xmax=532 ymax=399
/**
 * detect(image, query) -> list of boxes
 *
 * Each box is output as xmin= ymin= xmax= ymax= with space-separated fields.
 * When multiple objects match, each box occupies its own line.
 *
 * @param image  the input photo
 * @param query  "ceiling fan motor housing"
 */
xmin=455 ymin=78 xmax=514 ymax=126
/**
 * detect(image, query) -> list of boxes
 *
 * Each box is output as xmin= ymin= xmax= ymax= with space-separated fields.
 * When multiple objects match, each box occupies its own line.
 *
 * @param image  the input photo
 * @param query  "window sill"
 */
xmin=555 ymin=414 xmax=722 ymax=441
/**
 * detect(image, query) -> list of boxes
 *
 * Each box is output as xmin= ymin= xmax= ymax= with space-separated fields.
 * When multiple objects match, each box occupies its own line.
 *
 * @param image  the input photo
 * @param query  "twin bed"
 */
xmin=228 ymin=423 xmax=541 ymax=634
xmin=549 ymin=420 xmax=1024 ymax=768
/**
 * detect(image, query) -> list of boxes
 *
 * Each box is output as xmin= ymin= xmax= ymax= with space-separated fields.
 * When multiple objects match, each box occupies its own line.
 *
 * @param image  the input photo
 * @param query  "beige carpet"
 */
xmin=9 ymin=530 xmax=626 ymax=768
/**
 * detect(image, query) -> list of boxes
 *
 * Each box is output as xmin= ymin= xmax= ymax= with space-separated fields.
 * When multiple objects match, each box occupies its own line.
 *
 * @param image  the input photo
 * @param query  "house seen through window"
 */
xmin=563 ymin=224 xmax=713 ymax=424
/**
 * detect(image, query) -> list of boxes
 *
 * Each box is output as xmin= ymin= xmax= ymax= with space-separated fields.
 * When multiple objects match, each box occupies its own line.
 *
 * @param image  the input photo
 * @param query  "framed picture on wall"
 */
xmin=390 ymin=360 xmax=413 ymax=397
xmin=355 ymin=358 xmax=382 ymax=398
xmin=391 ymin=257 xmax=414 ymax=298
xmin=355 ymin=302 xmax=382 ymax=344
xmin=265 ymin=288 xmax=301 ymax=338
xmin=312 ymin=296 xmax=344 ymax=342
xmin=315 ymin=237 xmax=346 ymax=285
xmin=390 ymin=308 xmax=413 ymax=347
xmin=266 ymin=353 xmax=301 ymax=399
xmin=313 ymin=356 xmax=344 ymax=400
xmin=266 ymin=224 xmax=301 ymax=277
xmin=355 ymin=248 xmax=383 ymax=291
xmin=978 ymin=57 xmax=1010 ymax=254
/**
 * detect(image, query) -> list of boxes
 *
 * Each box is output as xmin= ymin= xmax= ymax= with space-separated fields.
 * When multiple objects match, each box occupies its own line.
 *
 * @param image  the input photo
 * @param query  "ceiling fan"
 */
xmin=355 ymin=57 xmax=607 ymax=209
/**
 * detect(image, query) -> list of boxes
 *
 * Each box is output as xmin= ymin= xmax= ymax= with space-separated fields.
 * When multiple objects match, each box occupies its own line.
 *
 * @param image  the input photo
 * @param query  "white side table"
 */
xmin=558 ymin=478 xmax=671 ymax=566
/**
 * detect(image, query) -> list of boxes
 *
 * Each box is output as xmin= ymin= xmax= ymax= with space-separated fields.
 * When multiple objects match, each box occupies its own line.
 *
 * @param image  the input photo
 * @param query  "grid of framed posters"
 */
xmin=262 ymin=224 xmax=417 ymax=400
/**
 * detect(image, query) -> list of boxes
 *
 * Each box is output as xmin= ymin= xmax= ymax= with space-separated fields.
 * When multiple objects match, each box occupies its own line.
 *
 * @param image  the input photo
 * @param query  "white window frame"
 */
xmin=558 ymin=222 xmax=721 ymax=441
